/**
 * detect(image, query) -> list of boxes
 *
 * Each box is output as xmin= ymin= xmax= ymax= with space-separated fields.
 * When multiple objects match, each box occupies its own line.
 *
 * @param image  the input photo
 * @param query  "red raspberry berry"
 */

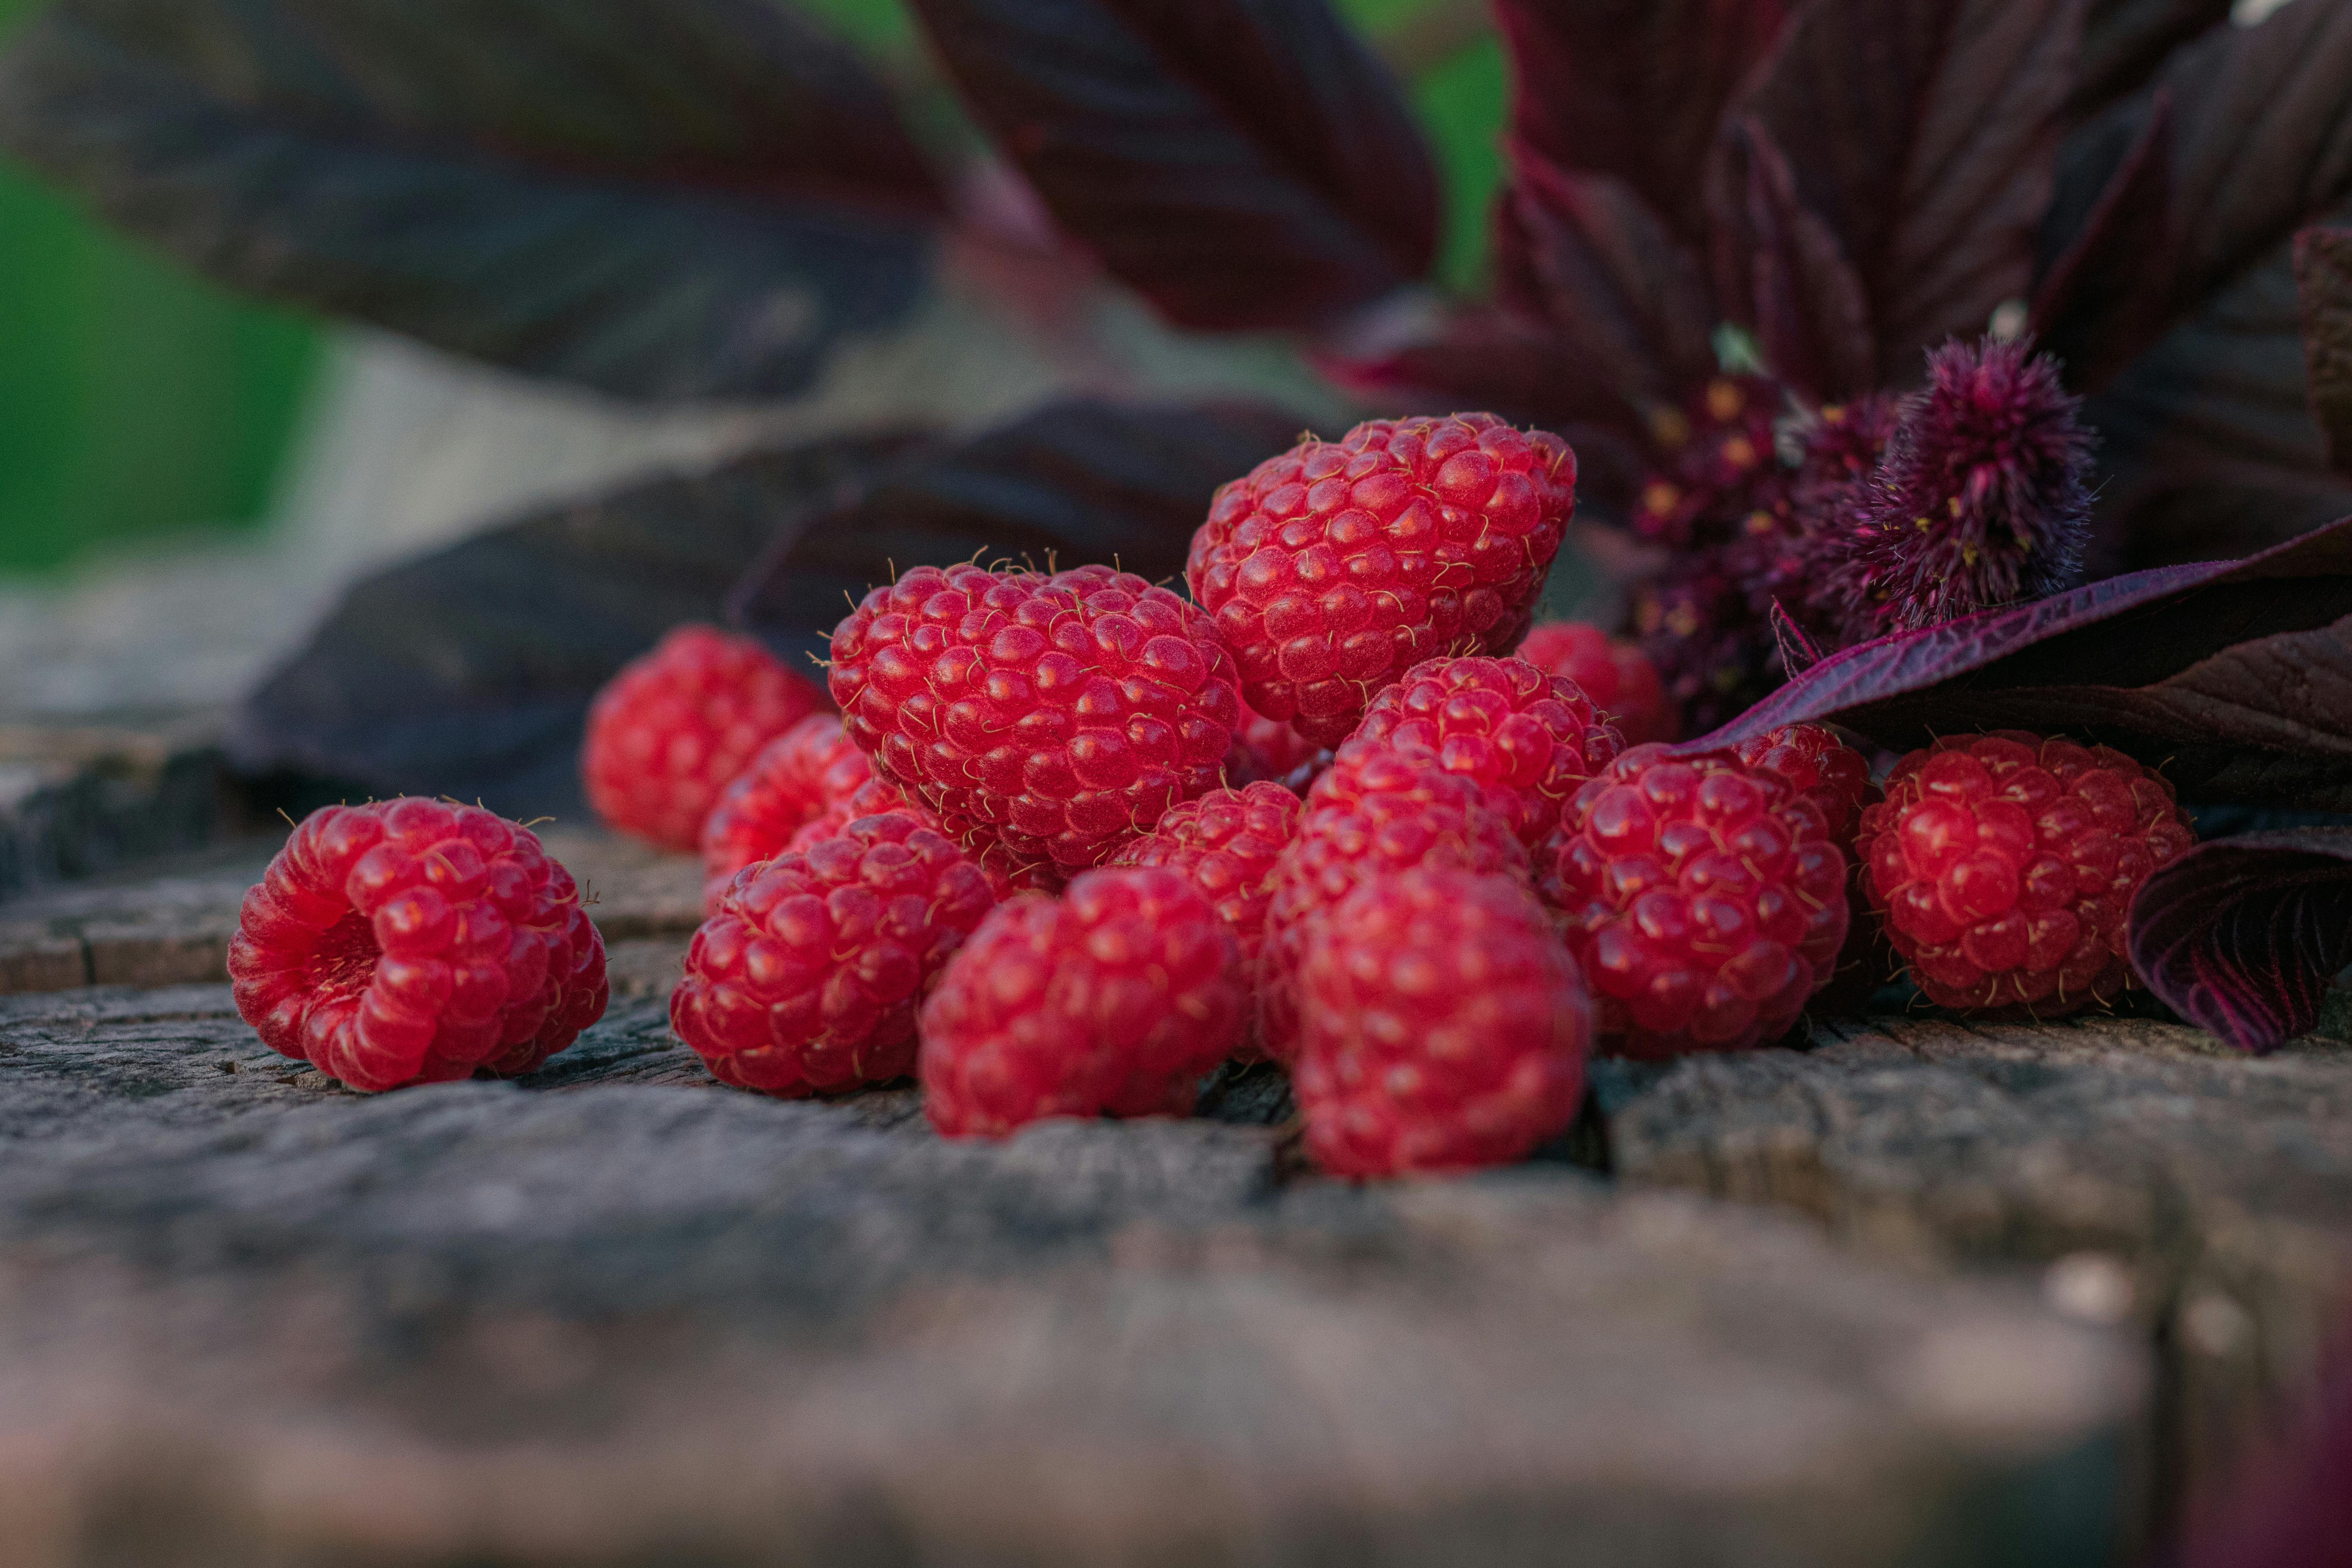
xmin=1259 ymin=744 xmax=1529 ymax=1062
xmin=699 ymin=715 xmax=876 ymax=909
xmin=1224 ymin=697 xmax=1329 ymax=794
xmin=1856 ymin=732 xmax=2194 ymax=1015
xmin=230 ymin=799 xmax=608 ymax=1092
xmin=1552 ymin=746 xmax=1849 ymax=1057
xmin=1516 ymin=621 xmax=1674 ymax=745
xmin=1348 ymin=655 xmax=1621 ymax=847
xmin=1733 ymin=723 xmax=1876 ymax=843
xmin=1733 ymin=722 xmax=1888 ymax=1011
xmin=1107 ymin=781 xmax=1301 ymax=993
xmin=1188 ymin=412 xmax=1576 ymax=748
xmin=920 ymin=867 xmax=1246 ymax=1137
xmin=671 ymin=812 xmax=998 ymax=1096
xmin=830 ymin=562 xmax=1240 ymax=879
xmin=582 ymin=624 xmax=829 ymax=852
xmin=786 ymin=774 xmax=912 ymax=853
xmin=1296 ymin=869 xmax=1590 ymax=1177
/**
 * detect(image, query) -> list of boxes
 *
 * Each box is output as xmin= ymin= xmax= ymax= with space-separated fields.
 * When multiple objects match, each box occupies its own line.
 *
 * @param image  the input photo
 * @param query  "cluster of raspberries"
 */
xmin=230 ymin=412 xmax=2200 ymax=1182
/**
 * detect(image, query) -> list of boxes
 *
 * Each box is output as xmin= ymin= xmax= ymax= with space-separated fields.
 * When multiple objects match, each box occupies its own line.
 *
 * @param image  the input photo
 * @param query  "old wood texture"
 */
xmin=0 ymin=984 xmax=2141 ymax=1567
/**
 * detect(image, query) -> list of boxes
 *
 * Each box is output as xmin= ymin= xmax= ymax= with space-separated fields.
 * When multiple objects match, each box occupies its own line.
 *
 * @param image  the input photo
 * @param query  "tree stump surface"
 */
xmin=1 ymin=843 xmax=2347 ymax=1565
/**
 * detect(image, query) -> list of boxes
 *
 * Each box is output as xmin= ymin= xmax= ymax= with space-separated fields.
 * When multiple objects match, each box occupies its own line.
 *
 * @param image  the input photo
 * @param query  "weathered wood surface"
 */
xmin=0 ymin=718 xmax=227 ymax=905
xmin=0 ymin=983 xmax=2141 ymax=1567
xmin=0 ymin=828 xmax=701 ymax=994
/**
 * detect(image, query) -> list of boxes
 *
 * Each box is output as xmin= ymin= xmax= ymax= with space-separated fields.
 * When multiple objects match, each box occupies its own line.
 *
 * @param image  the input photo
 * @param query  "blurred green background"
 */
xmin=0 ymin=0 xmax=1504 ymax=573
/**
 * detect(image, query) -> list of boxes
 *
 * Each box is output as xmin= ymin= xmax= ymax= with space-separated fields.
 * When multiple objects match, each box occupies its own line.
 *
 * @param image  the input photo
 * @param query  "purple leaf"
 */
xmin=2298 ymin=225 xmax=2352 ymax=478
xmin=1692 ymin=513 xmax=2352 ymax=810
xmin=2055 ymin=0 xmax=2352 ymax=392
xmin=1494 ymin=0 xmax=1791 ymax=243
xmin=2033 ymin=90 xmax=2173 ymax=389
xmin=1706 ymin=117 xmax=1876 ymax=400
xmin=1494 ymin=151 xmax=1718 ymax=415
xmin=2067 ymin=0 xmax=2232 ymax=122
xmin=2127 ymin=829 xmax=2352 ymax=1052
xmin=730 ymin=398 xmax=1304 ymax=663
xmin=0 ymin=0 xmax=941 ymax=400
xmin=1722 ymin=0 xmax=2086 ymax=386
xmin=2081 ymin=237 xmax=2352 ymax=569
xmin=908 ymin=0 xmax=1438 ymax=332
xmin=230 ymin=432 xmax=920 ymax=818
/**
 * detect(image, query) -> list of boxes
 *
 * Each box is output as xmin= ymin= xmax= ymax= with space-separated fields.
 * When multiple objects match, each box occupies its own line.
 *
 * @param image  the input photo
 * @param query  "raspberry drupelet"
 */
xmin=1856 ymin=732 xmax=2194 ymax=1015
xmin=230 ymin=799 xmax=609 ymax=1092
xmin=829 ymin=562 xmax=1240 ymax=880
xmin=1348 ymin=655 xmax=1621 ymax=848
xmin=1107 ymin=781 xmax=1302 ymax=995
xmin=920 ymin=867 xmax=1246 ymax=1137
xmin=1552 ymin=746 xmax=1849 ymax=1057
xmin=672 ymin=812 xmax=999 ymax=1096
xmin=1515 ymin=621 xmax=1674 ymax=745
xmin=1296 ymin=869 xmax=1591 ymax=1178
xmin=1258 ymin=743 xmax=1528 ymax=1062
xmin=698 ymin=715 xmax=877 ymax=910
xmin=582 ymin=624 xmax=830 ymax=853
xmin=1188 ymin=412 xmax=1576 ymax=748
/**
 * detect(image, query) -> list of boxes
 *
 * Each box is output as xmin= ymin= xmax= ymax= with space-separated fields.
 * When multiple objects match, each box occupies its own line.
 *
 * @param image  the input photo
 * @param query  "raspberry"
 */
xmin=830 ymin=562 xmax=1240 ymax=879
xmin=1296 ymin=869 xmax=1590 ymax=1177
xmin=786 ymin=775 xmax=913 ymax=855
xmin=699 ymin=715 xmax=876 ymax=909
xmin=671 ymin=812 xmax=998 ymax=1096
xmin=1733 ymin=723 xmax=1876 ymax=843
xmin=1188 ymin=412 xmax=1575 ymax=748
xmin=230 ymin=799 xmax=609 ymax=1092
xmin=1516 ymin=621 xmax=1673 ymax=745
xmin=1107 ymin=781 xmax=1301 ymax=993
xmin=583 ymin=624 xmax=830 ymax=852
xmin=1348 ymin=655 xmax=1621 ymax=847
xmin=1552 ymin=746 xmax=1849 ymax=1056
xmin=1259 ymin=743 xmax=1529 ymax=1062
xmin=920 ymin=867 xmax=1246 ymax=1137
xmin=1224 ymin=698 xmax=1329 ymax=793
xmin=1856 ymin=732 xmax=2194 ymax=1015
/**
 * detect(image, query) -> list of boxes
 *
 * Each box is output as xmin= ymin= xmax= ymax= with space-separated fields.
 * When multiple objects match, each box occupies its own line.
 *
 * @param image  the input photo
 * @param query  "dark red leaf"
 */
xmin=908 ymin=0 xmax=1438 ymax=332
xmin=2298 ymin=225 xmax=2352 ymax=478
xmin=2032 ymin=91 xmax=2173 ymax=389
xmin=2054 ymin=0 xmax=2352 ymax=393
xmin=1723 ymin=0 xmax=2086 ymax=386
xmin=1693 ymin=514 xmax=2352 ymax=810
xmin=2081 ymin=239 xmax=2352 ymax=570
xmin=2066 ymin=0 xmax=2231 ymax=123
xmin=2127 ymin=829 xmax=2352 ymax=1053
xmin=730 ymin=398 xmax=1305 ymax=663
xmin=1494 ymin=0 xmax=1790 ymax=242
xmin=230 ymin=432 xmax=921 ymax=817
xmin=1706 ymin=117 xmax=1876 ymax=400
xmin=0 ymin=0 xmax=940 ymax=400
xmin=1495 ymin=151 xmax=1717 ymax=414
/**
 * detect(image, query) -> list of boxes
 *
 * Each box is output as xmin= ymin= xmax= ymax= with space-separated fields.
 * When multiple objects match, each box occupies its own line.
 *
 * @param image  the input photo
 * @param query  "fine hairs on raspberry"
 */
xmin=230 ymin=799 xmax=609 ymax=1092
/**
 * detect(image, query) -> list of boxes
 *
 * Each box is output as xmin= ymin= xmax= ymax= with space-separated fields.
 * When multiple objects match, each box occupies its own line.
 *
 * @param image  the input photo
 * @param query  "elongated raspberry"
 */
xmin=1515 ymin=621 xmax=1673 ymax=744
xmin=583 ymin=624 xmax=829 ymax=852
xmin=699 ymin=715 xmax=876 ymax=910
xmin=1259 ymin=744 xmax=1528 ymax=1062
xmin=830 ymin=562 xmax=1239 ymax=879
xmin=1188 ymin=412 xmax=1575 ymax=747
xmin=1856 ymin=732 xmax=2193 ymax=1015
xmin=1107 ymin=781 xmax=1301 ymax=992
xmin=230 ymin=799 xmax=608 ymax=1092
xmin=1297 ymin=869 xmax=1590 ymax=1177
xmin=1348 ymin=654 xmax=1621 ymax=847
xmin=920 ymin=867 xmax=1245 ymax=1137
xmin=672 ymin=812 xmax=998 ymax=1096
xmin=1553 ymin=746 xmax=1848 ymax=1056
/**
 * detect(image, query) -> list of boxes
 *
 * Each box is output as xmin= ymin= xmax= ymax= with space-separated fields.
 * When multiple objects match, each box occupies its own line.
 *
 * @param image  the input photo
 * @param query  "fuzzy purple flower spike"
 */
xmin=1809 ymin=337 xmax=2095 ymax=646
